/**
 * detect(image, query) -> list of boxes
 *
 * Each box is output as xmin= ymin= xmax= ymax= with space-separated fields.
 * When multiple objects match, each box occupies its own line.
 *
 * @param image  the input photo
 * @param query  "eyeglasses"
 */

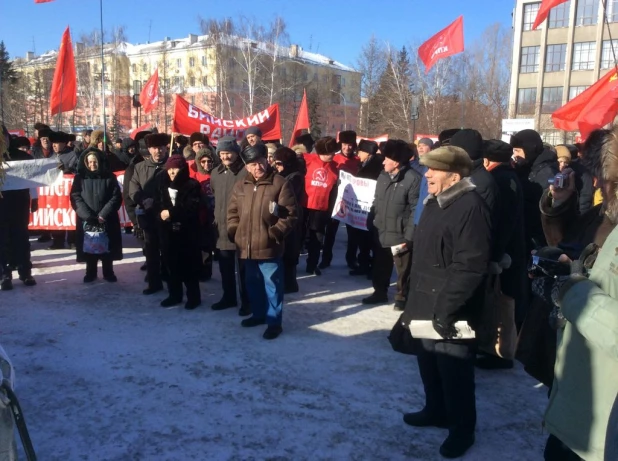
xmin=200 ymin=158 xmax=212 ymax=163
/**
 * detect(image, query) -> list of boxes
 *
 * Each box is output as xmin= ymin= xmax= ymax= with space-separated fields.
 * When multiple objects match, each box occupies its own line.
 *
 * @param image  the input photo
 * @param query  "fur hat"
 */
xmin=450 ymin=129 xmax=484 ymax=161
xmin=265 ymin=142 xmax=278 ymax=155
xmin=241 ymin=143 xmax=267 ymax=164
xmin=418 ymin=137 xmax=434 ymax=148
xmin=164 ymin=154 xmax=187 ymax=170
xmin=90 ymin=130 xmax=105 ymax=147
xmin=295 ymin=133 xmax=314 ymax=153
xmin=189 ymin=132 xmax=208 ymax=146
xmin=438 ymin=128 xmax=461 ymax=146
xmin=175 ymin=134 xmax=188 ymax=147
xmin=382 ymin=139 xmax=413 ymax=164
xmin=145 ymin=133 xmax=171 ymax=148
xmin=420 ymin=145 xmax=473 ymax=177
xmin=133 ymin=130 xmax=151 ymax=143
xmin=291 ymin=144 xmax=307 ymax=156
xmin=315 ymin=137 xmax=340 ymax=155
xmin=13 ymin=136 xmax=31 ymax=149
xmin=49 ymin=131 xmax=72 ymax=144
xmin=216 ymin=136 xmax=240 ymax=155
xmin=357 ymin=139 xmax=378 ymax=156
xmin=245 ymin=126 xmax=262 ymax=138
xmin=510 ymin=129 xmax=543 ymax=163
xmin=338 ymin=130 xmax=357 ymax=146
xmin=581 ymin=128 xmax=618 ymax=183
xmin=273 ymin=146 xmax=297 ymax=166
xmin=555 ymin=145 xmax=572 ymax=162
xmin=483 ymin=139 xmax=513 ymax=163
xmin=38 ymin=128 xmax=53 ymax=140
xmin=34 ymin=123 xmax=50 ymax=132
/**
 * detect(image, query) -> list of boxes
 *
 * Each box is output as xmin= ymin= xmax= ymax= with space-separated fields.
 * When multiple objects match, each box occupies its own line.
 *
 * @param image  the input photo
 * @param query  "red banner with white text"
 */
xmin=28 ymin=172 xmax=131 ymax=230
xmin=172 ymin=96 xmax=282 ymax=142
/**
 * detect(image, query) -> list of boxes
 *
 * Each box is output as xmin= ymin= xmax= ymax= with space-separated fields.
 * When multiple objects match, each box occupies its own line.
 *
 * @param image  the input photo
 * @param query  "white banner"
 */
xmin=331 ymin=170 xmax=377 ymax=230
xmin=501 ymin=118 xmax=535 ymax=134
xmin=1 ymin=158 xmax=63 ymax=191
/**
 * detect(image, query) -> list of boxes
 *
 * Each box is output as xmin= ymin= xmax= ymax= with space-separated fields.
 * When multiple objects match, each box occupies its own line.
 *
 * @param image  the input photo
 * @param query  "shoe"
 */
xmin=185 ymin=299 xmax=201 ymax=310
xmin=19 ymin=275 xmax=37 ymax=286
xmin=140 ymin=263 xmax=147 ymax=271
xmin=143 ymin=285 xmax=163 ymax=295
xmin=160 ymin=297 xmax=182 ymax=308
xmin=362 ymin=292 xmax=388 ymax=304
xmin=349 ymin=267 xmax=369 ymax=276
xmin=0 ymin=278 xmax=13 ymax=291
xmin=211 ymin=299 xmax=238 ymax=310
xmin=394 ymin=300 xmax=405 ymax=311
xmin=475 ymin=355 xmax=514 ymax=370
xmin=317 ymin=261 xmax=330 ymax=269
xmin=439 ymin=433 xmax=475 ymax=458
xmin=403 ymin=410 xmax=448 ymax=429
xmin=284 ymin=284 xmax=299 ymax=294
xmin=241 ymin=317 xmax=266 ymax=327
xmin=103 ymin=274 xmax=118 ymax=283
xmin=83 ymin=275 xmax=96 ymax=283
xmin=37 ymin=234 xmax=51 ymax=243
xmin=238 ymin=303 xmax=251 ymax=316
xmin=305 ymin=266 xmax=321 ymax=276
xmin=347 ymin=261 xmax=359 ymax=270
xmin=263 ymin=325 xmax=283 ymax=340
xmin=49 ymin=243 xmax=65 ymax=250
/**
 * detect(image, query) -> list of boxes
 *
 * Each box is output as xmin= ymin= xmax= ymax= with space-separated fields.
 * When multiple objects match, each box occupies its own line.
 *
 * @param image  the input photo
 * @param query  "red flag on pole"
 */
xmin=289 ymin=89 xmax=310 ymax=147
xmin=418 ymin=16 xmax=464 ymax=74
xmin=552 ymin=68 xmax=618 ymax=138
xmin=49 ymin=26 xmax=77 ymax=116
xmin=140 ymin=69 xmax=159 ymax=114
xmin=532 ymin=0 xmax=568 ymax=30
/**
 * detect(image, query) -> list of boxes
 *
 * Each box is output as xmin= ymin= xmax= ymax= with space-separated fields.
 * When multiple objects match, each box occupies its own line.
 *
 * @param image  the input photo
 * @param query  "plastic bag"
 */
xmin=83 ymin=222 xmax=109 ymax=255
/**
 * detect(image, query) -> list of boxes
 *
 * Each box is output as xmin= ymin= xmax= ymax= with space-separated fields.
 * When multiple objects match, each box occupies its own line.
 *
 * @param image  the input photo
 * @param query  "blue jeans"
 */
xmin=244 ymin=258 xmax=283 ymax=326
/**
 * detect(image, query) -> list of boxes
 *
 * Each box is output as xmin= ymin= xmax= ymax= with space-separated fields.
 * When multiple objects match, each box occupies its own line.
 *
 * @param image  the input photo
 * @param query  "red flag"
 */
xmin=49 ymin=26 xmax=77 ymax=116
xmin=533 ymin=0 xmax=568 ymax=30
xmin=552 ymin=68 xmax=618 ymax=138
xmin=139 ymin=69 xmax=159 ymax=114
xmin=418 ymin=16 xmax=464 ymax=74
xmin=129 ymin=122 xmax=152 ymax=139
xmin=34 ymin=0 xmax=55 ymax=3
xmin=288 ymin=89 xmax=310 ymax=147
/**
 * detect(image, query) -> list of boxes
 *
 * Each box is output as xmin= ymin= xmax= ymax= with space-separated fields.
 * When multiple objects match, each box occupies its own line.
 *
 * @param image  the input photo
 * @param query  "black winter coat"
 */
xmin=55 ymin=147 xmax=78 ymax=173
xmin=122 ymin=155 xmax=144 ymax=226
xmin=402 ymin=178 xmax=491 ymax=327
xmin=70 ymin=148 xmax=123 ymax=261
xmin=569 ymin=159 xmax=595 ymax=215
xmin=129 ymin=156 xmax=168 ymax=231
xmin=470 ymin=159 xmax=498 ymax=215
xmin=356 ymin=154 xmax=384 ymax=180
xmin=279 ymin=167 xmax=305 ymax=263
xmin=370 ymin=165 xmax=420 ymax=248
xmin=210 ymin=159 xmax=246 ymax=251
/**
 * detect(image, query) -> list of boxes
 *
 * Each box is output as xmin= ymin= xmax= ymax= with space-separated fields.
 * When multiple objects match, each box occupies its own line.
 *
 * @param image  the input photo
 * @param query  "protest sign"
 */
xmin=331 ymin=170 xmax=377 ymax=230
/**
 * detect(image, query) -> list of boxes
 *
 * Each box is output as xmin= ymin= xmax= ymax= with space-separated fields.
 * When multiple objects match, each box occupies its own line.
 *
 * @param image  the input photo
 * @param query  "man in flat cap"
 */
xmin=400 ymin=145 xmax=491 ymax=458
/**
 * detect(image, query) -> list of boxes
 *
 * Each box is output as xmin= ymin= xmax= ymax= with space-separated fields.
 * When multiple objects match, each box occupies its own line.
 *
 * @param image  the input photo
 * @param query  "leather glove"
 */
xmin=432 ymin=317 xmax=458 ymax=340
xmin=30 ymin=198 xmax=39 ymax=213
xmin=405 ymin=240 xmax=414 ymax=251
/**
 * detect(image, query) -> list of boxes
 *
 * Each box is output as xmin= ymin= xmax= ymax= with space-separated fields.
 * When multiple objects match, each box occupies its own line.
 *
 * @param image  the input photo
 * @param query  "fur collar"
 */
xmin=424 ymin=177 xmax=476 ymax=209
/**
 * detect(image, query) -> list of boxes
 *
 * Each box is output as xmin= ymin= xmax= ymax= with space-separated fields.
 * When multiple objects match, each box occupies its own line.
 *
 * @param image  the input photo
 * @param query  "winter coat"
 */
xmin=402 ymin=178 xmax=491 ymax=327
xmin=569 ymin=159 xmax=595 ymax=215
xmin=227 ymin=169 xmax=298 ymax=260
xmin=129 ymin=156 xmax=168 ymax=231
xmin=189 ymin=154 xmax=216 ymax=252
xmin=210 ymin=159 xmax=246 ymax=251
xmin=370 ymin=165 xmax=421 ymax=248
xmin=410 ymin=157 xmax=428 ymax=225
xmin=70 ymin=148 xmax=123 ymax=261
xmin=332 ymin=153 xmax=360 ymax=175
xmin=115 ymin=138 xmax=138 ymax=167
xmin=303 ymin=154 xmax=340 ymax=212
xmin=279 ymin=166 xmax=305 ymax=263
xmin=544 ymin=224 xmax=618 ymax=461
xmin=102 ymin=150 xmax=127 ymax=172
xmin=356 ymin=154 xmax=383 ymax=180
xmin=54 ymin=147 xmax=78 ymax=173
xmin=122 ymin=155 xmax=144 ymax=226
xmin=31 ymin=144 xmax=52 ymax=159
xmin=0 ymin=147 xmax=34 ymax=226
xmin=470 ymin=159 xmax=498 ymax=217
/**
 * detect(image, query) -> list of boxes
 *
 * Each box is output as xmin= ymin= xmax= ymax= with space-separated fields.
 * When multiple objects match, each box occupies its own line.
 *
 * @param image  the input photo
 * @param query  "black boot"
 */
xmin=84 ymin=257 xmax=97 ymax=283
xmin=238 ymin=302 xmax=251 ymax=316
xmin=263 ymin=325 xmax=283 ymax=340
xmin=439 ymin=433 xmax=475 ymax=458
xmin=161 ymin=297 xmax=182 ymax=308
xmin=475 ymin=355 xmax=514 ymax=370
xmin=362 ymin=292 xmax=388 ymax=304
xmin=241 ymin=317 xmax=266 ymax=327
xmin=0 ymin=276 xmax=13 ymax=291
xmin=284 ymin=266 xmax=299 ymax=294
xmin=403 ymin=410 xmax=448 ymax=428
xmin=19 ymin=275 xmax=37 ymax=286
xmin=211 ymin=298 xmax=237 ymax=310
xmin=394 ymin=300 xmax=405 ymax=311
xmin=143 ymin=284 xmax=164 ymax=295
xmin=102 ymin=258 xmax=117 ymax=282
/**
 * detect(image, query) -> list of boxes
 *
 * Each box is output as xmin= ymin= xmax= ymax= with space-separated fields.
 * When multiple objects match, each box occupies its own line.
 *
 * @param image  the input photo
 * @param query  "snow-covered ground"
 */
xmin=1 ymin=232 xmax=548 ymax=460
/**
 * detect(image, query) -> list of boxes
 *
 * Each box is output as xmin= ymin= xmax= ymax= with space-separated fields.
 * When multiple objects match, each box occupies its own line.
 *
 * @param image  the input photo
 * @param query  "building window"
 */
xmin=189 ymin=76 xmax=196 ymax=87
xmin=541 ymin=130 xmax=563 ymax=145
xmin=202 ymin=76 xmax=208 ymax=87
xmin=202 ymin=55 xmax=207 ymax=66
xmin=545 ymin=44 xmax=567 ymax=72
xmin=601 ymin=40 xmax=618 ymax=69
xmin=608 ymin=0 xmax=618 ymax=22
xmin=569 ymin=85 xmax=589 ymax=100
xmin=131 ymin=64 xmax=137 ymax=73
xmin=520 ymin=46 xmax=540 ymax=73
xmin=517 ymin=88 xmax=537 ymax=114
xmin=541 ymin=87 xmax=563 ymax=113
xmin=549 ymin=0 xmax=570 ymax=28
xmin=142 ymin=63 xmax=147 ymax=72
xmin=575 ymin=0 xmax=599 ymax=26
xmin=523 ymin=2 xmax=541 ymax=31
xmin=572 ymin=42 xmax=597 ymax=70
xmin=132 ymin=80 xmax=141 ymax=95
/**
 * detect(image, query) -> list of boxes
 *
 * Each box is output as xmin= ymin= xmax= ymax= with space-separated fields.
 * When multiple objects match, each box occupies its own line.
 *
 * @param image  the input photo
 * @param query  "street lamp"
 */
xmin=330 ymin=89 xmax=347 ymax=131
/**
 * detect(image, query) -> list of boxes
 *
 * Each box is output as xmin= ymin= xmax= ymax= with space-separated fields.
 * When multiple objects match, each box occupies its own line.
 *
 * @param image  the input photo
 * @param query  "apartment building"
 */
xmin=509 ymin=0 xmax=618 ymax=143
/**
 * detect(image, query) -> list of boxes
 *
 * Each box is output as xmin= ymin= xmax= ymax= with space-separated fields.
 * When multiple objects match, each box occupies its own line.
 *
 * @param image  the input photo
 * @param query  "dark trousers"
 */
xmin=320 ymin=218 xmax=339 ymax=265
xmin=85 ymin=253 xmax=113 ymax=277
xmin=168 ymin=276 xmax=200 ymax=303
xmin=0 ymin=219 xmax=32 ymax=279
xmin=417 ymin=338 xmax=477 ymax=437
xmin=544 ymin=435 xmax=582 ymax=461
xmin=52 ymin=230 xmax=75 ymax=246
xmin=144 ymin=228 xmax=162 ymax=288
xmin=372 ymin=246 xmax=412 ymax=302
xmin=348 ymin=227 xmax=372 ymax=270
xmin=217 ymin=249 xmax=248 ymax=305
xmin=307 ymin=229 xmax=325 ymax=270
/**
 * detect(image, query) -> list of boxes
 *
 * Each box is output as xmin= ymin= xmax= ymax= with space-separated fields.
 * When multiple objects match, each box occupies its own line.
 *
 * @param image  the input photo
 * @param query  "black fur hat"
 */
xmin=273 ymin=146 xmax=298 ymax=166
xmin=315 ymin=137 xmax=340 ymax=155
xmin=438 ymin=128 xmax=461 ymax=146
xmin=483 ymin=139 xmax=513 ymax=163
xmin=358 ymin=139 xmax=378 ymax=156
xmin=34 ymin=122 xmax=50 ymax=132
xmin=189 ymin=132 xmax=209 ymax=146
xmin=382 ymin=139 xmax=413 ymax=164
xmin=145 ymin=133 xmax=171 ymax=148
xmin=295 ymin=132 xmax=314 ymax=152
xmin=49 ymin=131 xmax=72 ymax=144
xmin=241 ymin=143 xmax=267 ymax=164
xmin=13 ymin=136 xmax=31 ymax=149
xmin=338 ymin=130 xmax=357 ymax=146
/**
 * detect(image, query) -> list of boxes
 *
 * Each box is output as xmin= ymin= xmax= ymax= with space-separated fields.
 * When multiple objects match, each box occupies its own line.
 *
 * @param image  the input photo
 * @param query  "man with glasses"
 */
xmin=186 ymin=132 xmax=209 ymax=161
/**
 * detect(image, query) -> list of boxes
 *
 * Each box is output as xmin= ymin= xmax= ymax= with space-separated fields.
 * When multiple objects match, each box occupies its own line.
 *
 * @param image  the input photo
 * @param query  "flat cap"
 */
xmin=420 ymin=145 xmax=473 ymax=177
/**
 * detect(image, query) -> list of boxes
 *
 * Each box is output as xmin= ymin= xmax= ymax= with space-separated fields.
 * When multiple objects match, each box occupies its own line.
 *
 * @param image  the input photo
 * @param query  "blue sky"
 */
xmin=3 ymin=0 xmax=514 ymax=67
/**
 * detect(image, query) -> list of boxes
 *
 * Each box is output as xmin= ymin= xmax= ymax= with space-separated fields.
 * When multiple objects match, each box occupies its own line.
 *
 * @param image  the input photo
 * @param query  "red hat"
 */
xmin=164 ymin=154 xmax=187 ymax=170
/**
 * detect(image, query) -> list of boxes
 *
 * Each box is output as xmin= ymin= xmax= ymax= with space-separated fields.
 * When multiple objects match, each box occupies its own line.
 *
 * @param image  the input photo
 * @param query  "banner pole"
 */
xmin=99 ymin=0 xmax=107 ymax=143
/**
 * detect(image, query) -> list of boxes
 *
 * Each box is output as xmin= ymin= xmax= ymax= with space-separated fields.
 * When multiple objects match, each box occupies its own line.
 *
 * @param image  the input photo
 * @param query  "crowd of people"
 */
xmin=1 ymin=121 xmax=617 ymax=460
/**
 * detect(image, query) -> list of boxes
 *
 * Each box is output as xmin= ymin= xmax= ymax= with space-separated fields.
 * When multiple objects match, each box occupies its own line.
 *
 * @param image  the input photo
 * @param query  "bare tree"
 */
xmin=356 ymin=35 xmax=386 ymax=136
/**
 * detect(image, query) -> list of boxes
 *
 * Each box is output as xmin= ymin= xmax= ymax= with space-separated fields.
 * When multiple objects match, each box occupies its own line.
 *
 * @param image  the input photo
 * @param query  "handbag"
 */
xmin=83 ymin=222 xmax=109 ymax=255
xmin=387 ymin=313 xmax=419 ymax=356
xmin=477 ymin=275 xmax=517 ymax=360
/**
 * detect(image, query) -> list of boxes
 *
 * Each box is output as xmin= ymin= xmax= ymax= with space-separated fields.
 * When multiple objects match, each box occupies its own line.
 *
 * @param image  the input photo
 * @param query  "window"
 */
xmin=575 ymin=0 xmax=599 ymax=26
xmin=131 ymin=64 xmax=137 ymax=73
xmin=541 ymin=87 xmax=563 ymax=113
xmin=202 ymin=76 xmax=208 ymax=87
xmin=549 ymin=0 xmax=570 ymax=28
xmin=520 ymin=46 xmax=540 ymax=73
xmin=342 ymin=77 xmax=346 ymax=87
xmin=523 ymin=2 xmax=541 ymax=31
xmin=541 ymin=131 xmax=563 ymax=145
xmin=189 ymin=76 xmax=196 ymax=87
xmin=201 ymin=55 xmax=207 ymax=66
xmin=132 ymin=80 xmax=141 ymax=95
xmin=142 ymin=63 xmax=147 ymax=72
xmin=569 ymin=85 xmax=589 ymax=100
xmin=189 ymin=57 xmax=195 ymax=68
xmin=517 ymin=88 xmax=537 ymax=114
xmin=572 ymin=42 xmax=596 ymax=70
xmin=608 ymin=0 xmax=618 ymax=22
xmin=545 ymin=44 xmax=567 ymax=72
xmin=176 ymin=58 xmax=182 ymax=68
xmin=601 ymin=40 xmax=618 ymax=69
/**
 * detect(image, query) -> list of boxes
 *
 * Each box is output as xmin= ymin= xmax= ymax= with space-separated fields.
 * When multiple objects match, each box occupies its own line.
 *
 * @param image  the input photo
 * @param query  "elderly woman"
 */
xmin=70 ymin=148 xmax=123 ymax=283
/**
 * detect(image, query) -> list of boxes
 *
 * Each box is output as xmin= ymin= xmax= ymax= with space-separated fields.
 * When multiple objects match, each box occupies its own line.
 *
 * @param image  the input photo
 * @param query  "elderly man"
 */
xmin=130 ymin=133 xmax=171 ymax=295
xmin=401 ymin=146 xmax=491 ymax=459
xmin=185 ymin=132 xmax=209 ymax=161
xmin=243 ymin=126 xmax=262 ymax=148
xmin=227 ymin=144 xmax=298 ymax=340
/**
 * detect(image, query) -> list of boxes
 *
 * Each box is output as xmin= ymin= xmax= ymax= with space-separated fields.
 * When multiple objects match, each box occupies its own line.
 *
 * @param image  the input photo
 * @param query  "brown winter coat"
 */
xmin=211 ymin=159 xmax=246 ymax=251
xmin=227 ymin=170 xmax=298 ymax=260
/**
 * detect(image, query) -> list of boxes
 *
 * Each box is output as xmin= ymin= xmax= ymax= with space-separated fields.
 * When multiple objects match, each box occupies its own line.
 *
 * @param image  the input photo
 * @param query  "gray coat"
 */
xmin=370 ymin=165 xmax=421 ymax=248
xmin=129 ymin=157 xmax=167 ymax=230
xmin=55 ymin=148 xmax=78 ymax=173
xmin=210 ymin=159 xmax=246 ymax=251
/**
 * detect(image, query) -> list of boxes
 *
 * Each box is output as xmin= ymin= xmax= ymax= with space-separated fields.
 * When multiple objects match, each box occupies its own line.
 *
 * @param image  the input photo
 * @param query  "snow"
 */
xmin=0 ymin=232 xmax=549 ymax=460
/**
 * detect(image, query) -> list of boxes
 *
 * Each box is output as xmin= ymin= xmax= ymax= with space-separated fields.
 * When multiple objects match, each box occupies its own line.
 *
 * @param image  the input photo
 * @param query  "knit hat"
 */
xmin=382 ymin=139 xmax=413 ymax=164
xmin=418 ymin=137 xmax=434 ymax=148
xmin=165 ymin=154 xmax=187 ymax=170
xmin=190 ymin=132 xmax=208 ymax=146
xmin=510 ymin=129 xmax=544 ymax=163
xmin=357 ymin=139 xmax=378 ymax=156
xmin=245 ymin=126 xmax=262 ymax=137
xmin=450 ymin=129 xmax=484 ymax=161
xmin=315 ymin=137 xmax=339 ymax=155
xmin=483 ymin=139 xmax=513 ymax=163
xmin=338 ymin=130 xmax=357 ymax=146
xmin=420 ymin=145 xmax=473 ymax=177
xmin=241 ymin=143 xmax=267 ymax=164
xmin=216 ymin=136 xmax=240 ymax=155
xmin=145 ymin=133 xmax=171 ymax=148
xmin=438 ymin=128 xmax=461 ymax=146
xmin=555 ymin=145 xmax=572 ymax=162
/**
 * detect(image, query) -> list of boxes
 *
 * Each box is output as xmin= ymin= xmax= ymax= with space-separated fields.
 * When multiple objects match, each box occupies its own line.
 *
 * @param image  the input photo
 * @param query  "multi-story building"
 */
xmin=509 ymin=0 xmax=618 ymax=143
xmin=12 ymin=33 xmax=361 ymax=140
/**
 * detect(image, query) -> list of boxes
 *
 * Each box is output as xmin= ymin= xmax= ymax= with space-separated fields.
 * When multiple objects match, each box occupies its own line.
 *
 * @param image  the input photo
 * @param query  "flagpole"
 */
xmin=99 ymin=0 xmax=107 ymax=143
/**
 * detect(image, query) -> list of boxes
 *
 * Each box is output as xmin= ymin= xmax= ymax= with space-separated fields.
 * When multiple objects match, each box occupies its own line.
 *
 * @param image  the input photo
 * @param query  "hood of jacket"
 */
xmin=195 ymin=147 xmax=215 ymax=174
xmin=77 ymin=147 xmax=112 ymax=178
